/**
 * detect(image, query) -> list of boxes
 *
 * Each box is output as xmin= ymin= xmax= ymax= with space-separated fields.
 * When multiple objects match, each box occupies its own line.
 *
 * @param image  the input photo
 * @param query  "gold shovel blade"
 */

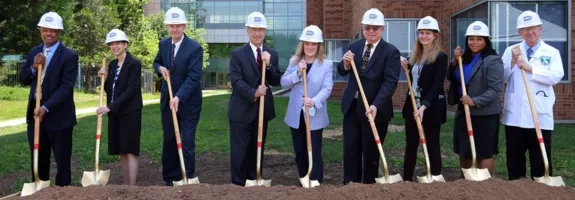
xmin=299 ymin=176 xmax=320 ymax=188
xmin=417 ymin=174 xmax=446 ymax=183
xmin=173 ymin=177 xmax=200 ymax=186
xmin=310 ymin=180 xmax=320 ymax=188
xmin=81 ymin=169 xmax=111 ymax=187
xmin=534 ymin=176 xmax=565 ymax=187
xmin=462 ymin=167 xmax=491 ymax=181
xmin=21 ymin=180 xmax=50 ymax=197
xmin=375 ymin=173 xmax=402 ymax=184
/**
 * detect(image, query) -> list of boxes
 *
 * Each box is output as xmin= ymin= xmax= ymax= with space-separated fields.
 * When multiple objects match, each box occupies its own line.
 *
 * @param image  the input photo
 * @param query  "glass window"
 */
xmin=325 ymin=40 xmax=351 ymax=81
xmin=490 ymin=1 xmax=569 ymax=81
xmin=450 ymin=2 xmax=488 ymax=59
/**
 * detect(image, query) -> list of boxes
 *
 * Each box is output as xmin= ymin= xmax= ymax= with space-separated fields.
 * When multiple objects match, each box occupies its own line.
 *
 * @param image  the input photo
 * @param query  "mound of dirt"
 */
xmin=6 ymin=152 xmax=575 ymax=200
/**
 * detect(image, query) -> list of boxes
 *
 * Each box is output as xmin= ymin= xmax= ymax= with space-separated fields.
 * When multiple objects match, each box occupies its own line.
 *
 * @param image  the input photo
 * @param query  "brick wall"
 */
xmin=307 ymin=0 xmax=575 ymax=121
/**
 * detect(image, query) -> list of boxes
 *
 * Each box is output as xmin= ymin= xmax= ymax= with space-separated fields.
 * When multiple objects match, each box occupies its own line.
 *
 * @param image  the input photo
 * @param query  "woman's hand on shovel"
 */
xmin=413 ymin=106 xmax=426 ymax=122
xmin=96 ymin=106 xmax=110 ymax=115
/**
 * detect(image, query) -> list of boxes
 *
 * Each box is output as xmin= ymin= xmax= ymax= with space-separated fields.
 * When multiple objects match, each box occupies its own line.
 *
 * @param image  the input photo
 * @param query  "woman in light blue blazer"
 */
xmin=281 ymin=25 xmax=333 ymax=185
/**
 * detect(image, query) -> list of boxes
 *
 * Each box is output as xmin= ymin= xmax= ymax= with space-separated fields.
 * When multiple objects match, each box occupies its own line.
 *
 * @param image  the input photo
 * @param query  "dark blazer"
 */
xmin=19 ymin=42 xmax=79 ymax=131
xmin=227 ymin=43 xmax=281 ymax=123
xmin=401 ymin=52 xmax=448 ymax=125
xmin=337 ymin=39 xmax=401 ymax=121
xmin=104 ymin=52 xmax=143 ymax=116
xmin=153 ymin=34 xmax=203 ymax=118
xmin=447 ymin=54 xmax=504 ymax=116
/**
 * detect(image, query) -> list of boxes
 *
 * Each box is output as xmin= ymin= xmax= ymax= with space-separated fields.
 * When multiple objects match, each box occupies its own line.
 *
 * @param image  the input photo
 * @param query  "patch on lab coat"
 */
xmin=302 ymin=106 xmax=316 ymax=116
xmin=540 ymin=56 xmax=551 ymax=66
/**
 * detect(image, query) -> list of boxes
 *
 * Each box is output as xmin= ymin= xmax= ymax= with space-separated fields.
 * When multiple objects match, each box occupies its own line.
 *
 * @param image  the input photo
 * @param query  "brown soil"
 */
xmin=3 ymin=152 xmax=575 ymax=200
xmin=322 ymin=125 xmax=405 ymax=140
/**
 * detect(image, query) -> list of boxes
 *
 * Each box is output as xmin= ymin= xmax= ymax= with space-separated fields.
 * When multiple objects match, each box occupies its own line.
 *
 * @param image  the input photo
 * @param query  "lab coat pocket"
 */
xmin=534 ymin=94 xmax=554 ymax=116
xmin=504 ymin=93 xmax=515 ymax=111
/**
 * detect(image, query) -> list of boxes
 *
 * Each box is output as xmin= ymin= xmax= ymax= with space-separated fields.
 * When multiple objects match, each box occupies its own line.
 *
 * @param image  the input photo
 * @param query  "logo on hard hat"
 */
xmin=109 ymin=32 xmax=117 ymax=37
xmin=523 ymin=16 xmax=532 ymax=21
xmin=422 ymin=19 xmax=431 ymax=24
xmin=172 ymin=13 xmax=179 ymax=18
xmin=473 ymin=25 xmax=481 ymax=30
xmin=369 ymin=14 xmax=377 ymax=19
xmin=45 ymin=17 xmax=54 ymax=22
xmin=306 ymin=30 xmax=314 ymax=36
xmin=254 ymin=17 xmax=262 ymax=22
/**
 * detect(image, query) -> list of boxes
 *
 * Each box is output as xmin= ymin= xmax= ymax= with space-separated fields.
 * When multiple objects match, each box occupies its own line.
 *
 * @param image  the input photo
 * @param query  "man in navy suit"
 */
xmin=227 ymin=11 xmax=281 ymax=186
xmin=19 ymin=11 xmax=79 ymax=186
xmin=153 ymin=7 xmax=204 ymax=186
xmin=337 ymin=8 xmax=401 ymax=184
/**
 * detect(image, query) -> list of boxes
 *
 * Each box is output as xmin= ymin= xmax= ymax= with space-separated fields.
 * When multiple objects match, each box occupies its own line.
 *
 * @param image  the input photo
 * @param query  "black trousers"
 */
xmin=402 ymin=112 xmax=442 ymax=181
xmin=505 ymin=125 xmax=553 ymax=180
xmin=229 ymin=117 xmax=269 ymax=186
xmin=343 ymin=100 xmax=389 ymax=184
xmin=27 ymin=121 xmax=73 ymax=186
xmin=291 ymin=111 xmax=324 ymax=183
xmin=161 ymin=109 xmax=200 ymax=182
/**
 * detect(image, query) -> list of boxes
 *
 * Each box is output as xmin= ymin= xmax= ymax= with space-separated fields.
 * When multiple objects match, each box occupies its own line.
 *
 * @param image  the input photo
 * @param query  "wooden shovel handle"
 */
xmin=457 ymin=56 xmax=478 ymax=168
xmin=256 ymin=59 xmax=267 ymax=180
xmin=302 ymin=68 xmax=312 ymax=153
xmin=33 ymin=62 xmax=43 ymax=182
xmin=165 ymin=75 xmax=188 ymax=181
xmin=95 ymin=57 xmax=107 ymax=172
xmin=519 ymin=68 xmax=550 ymax=177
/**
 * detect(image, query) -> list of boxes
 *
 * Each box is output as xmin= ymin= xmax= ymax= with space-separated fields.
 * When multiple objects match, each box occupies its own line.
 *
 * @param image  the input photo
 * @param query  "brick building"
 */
xmin=307 ymin=0 xmax=573 ymax=122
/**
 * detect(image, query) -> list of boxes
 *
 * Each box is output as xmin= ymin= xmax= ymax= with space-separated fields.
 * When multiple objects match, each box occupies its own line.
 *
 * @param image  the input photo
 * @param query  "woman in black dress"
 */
xmin=97 ymin=29 xmax=143 ymax=185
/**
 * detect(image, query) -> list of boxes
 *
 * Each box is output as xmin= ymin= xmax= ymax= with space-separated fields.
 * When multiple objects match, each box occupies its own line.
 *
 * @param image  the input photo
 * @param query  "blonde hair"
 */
xmin=408 ymin=32 xmax=442 ymax=65
xmin=291 ymin=41 xmax=325 ymax=65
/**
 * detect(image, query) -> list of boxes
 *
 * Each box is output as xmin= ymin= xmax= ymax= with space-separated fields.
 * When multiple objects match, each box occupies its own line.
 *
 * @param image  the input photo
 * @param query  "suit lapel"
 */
xmin=172 ymin=36 xmax=188 ymax=71
xmin=244 ymin=44 xmax=260 ymax=76
xmin=354 ymin=39 xmax=365 ymax=72
xmin=43 ymin=44 xmax=64 ymax=79
xmin=363 ymin=40 xmax=383 ymax=73
xmin=117 ymin=53 xmax=132 ymax=83
xmin=307 ymin=58 xmax=320 ymax=78
xmin=468 ymin=57 xmax=483 ymax=82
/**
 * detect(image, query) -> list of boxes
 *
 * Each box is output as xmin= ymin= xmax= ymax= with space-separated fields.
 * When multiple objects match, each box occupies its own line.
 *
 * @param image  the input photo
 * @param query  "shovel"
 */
xmin=519 ymin=68 xmax=565 ymax=187
xmin=165 ymin=75 xmax=200 ymax=186
xmin=349 ymin=61 xmax=402 ymax=184
xmin=245 ymin=59 xmax=272 ymax=187
xmin=299 ymin=67 xmax=321 ymax=188
xmin=82 ymin=58 xmax=111 ymax=187
xmin=21 ymin=62 xmax=51 ymax=197
xmin=457 ymin=56 xmax=491 ymax=181
xmin=402 ymin=66 xmax=445 ymax=183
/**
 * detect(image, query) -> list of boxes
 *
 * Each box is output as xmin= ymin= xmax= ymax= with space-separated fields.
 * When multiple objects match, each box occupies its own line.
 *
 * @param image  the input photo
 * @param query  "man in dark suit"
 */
xmin=227 ymin=11 xmax=281 ymax=186
xmin=337 ymin=8 xmax=401 ymax=184
xmin=153 ymin=7 xmax=204 ymax=186
xmin=19 ymin=11 xmax=79 ymax=186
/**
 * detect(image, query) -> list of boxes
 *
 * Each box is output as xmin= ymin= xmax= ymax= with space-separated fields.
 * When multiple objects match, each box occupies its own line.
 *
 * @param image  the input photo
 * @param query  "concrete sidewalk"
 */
xmin=0 ymin=99 xmax=160 ymax=128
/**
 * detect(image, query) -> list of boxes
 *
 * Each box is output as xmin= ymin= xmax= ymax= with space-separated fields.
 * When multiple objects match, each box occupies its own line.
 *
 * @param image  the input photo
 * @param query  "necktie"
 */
xmin=40 ymin=48 xmax=50 ymax=85
xmin=256 ymin=47 xmax=262 ymax=69
xmin=111 ymin=65 xmax=122 ymax=103
xmin=170 ymin=43 xmax=176 ymax=70
xmin=361 ymin=44 xmax=373 ymax=72
xmin=527 ymin=48 xmax=533 ymax=61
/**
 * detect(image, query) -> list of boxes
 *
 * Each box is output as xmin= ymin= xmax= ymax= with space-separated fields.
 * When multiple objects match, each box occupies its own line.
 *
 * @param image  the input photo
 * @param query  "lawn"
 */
xmin=0 ymin=86 xmax=160 ymax=121
xmin=0 ymin=94 xmax=574 ymax=192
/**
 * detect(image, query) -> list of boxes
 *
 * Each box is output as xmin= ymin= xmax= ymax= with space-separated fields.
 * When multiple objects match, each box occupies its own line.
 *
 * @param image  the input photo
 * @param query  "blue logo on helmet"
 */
xmin=45 ymin=17 xmax=54 ymax=22
xmin=473 ymin=25 xmax=481 ymax=30
xmin=422 ymin=19 xmax=431 ymax=24
xmin=369 ymin=14 xmax=377 ymax=19
xmin=254 ymin=17 xmax=262 ymax=22
xmin=172 ymin=13 xmax=179 ymax=18
xmin=306 ymin=30 xmax=314 ymax=36
xmin=523 ymin=16 xmax=532 ymax=21
xmin=109 ymin=32 xmax=117 ymax=37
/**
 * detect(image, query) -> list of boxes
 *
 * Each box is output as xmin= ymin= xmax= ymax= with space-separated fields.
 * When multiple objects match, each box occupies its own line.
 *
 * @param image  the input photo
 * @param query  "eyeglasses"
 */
xmin=363 ymin=26 xmax=382 ymax=32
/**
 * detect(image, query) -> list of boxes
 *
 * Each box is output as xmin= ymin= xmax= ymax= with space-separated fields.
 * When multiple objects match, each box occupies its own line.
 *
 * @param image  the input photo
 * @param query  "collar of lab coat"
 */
xmin=519 ymin=40 xmax=549 ymax=62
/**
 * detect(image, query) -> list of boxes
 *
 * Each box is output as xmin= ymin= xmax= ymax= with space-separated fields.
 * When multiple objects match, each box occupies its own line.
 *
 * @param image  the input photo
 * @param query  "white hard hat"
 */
xmin=417 ymin=16 xmax=439 ymax=32
xmin=105 ymin=29 xmax=129 ymax=44
xmin=516 ymin=10 xmax=542 ymax=29
xmin=299 ymin=25 xmax=323 ymax=43
xmin=37 ymin=12 xmax=64 ymax=30
xmin=164 ymin=7 xmax=187 ymax=24
xmin=465 ymin=21 xmax=490 ymax=37
xmin=361 ymin=8 xmax=385 ymax=26
xmin=245 ymin=12 xmax=267 ymax=29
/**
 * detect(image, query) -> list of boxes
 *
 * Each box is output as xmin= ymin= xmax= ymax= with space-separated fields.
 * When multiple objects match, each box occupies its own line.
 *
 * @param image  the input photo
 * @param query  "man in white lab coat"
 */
xmin=501 ymin=10 xmax=564 ymax=180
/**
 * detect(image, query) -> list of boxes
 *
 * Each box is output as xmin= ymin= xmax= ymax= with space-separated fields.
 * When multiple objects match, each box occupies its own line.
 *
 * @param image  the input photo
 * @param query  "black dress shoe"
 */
xmin=165 ymin=181 xmax=173 ymax=186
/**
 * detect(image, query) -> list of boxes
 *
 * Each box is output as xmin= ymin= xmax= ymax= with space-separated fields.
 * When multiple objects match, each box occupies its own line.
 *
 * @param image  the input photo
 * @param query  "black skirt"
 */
xmin=107 ymin=110 xmax=142 ymax=156
xmin=453 ymin=111 xmax=500 ymax=160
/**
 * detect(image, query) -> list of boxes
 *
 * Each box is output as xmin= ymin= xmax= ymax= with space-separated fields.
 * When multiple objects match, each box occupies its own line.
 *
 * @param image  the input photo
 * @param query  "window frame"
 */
xmin=450 ymin=0 xmax=571 ymax=83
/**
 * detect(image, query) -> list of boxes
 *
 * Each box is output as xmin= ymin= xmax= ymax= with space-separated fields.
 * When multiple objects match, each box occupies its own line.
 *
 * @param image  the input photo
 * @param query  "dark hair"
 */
xmin=461 ymin=36 xmax=498 ymax=64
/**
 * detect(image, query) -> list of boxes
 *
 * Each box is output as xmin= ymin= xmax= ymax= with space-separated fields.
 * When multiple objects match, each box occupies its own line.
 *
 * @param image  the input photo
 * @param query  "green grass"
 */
xmin=1 ymin=94 xmax=574 ymax=192
xmin=0 ymin=86 xmax=160 ymax=120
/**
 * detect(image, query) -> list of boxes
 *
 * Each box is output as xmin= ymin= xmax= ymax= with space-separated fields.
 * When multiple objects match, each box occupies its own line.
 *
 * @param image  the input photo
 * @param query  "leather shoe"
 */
xmin=164 ymin=181 xmax=173 ymax=187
